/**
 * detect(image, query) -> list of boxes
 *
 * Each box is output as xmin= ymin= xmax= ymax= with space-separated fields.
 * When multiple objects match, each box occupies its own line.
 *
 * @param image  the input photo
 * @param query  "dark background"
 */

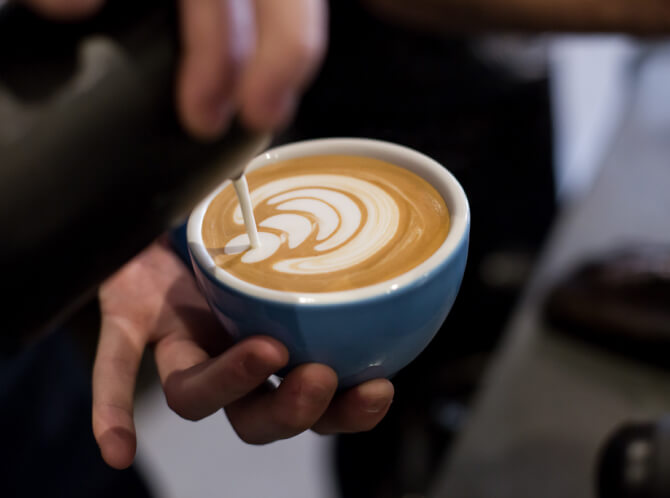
xmin=0 ymin=1 xmax=556 ymax=496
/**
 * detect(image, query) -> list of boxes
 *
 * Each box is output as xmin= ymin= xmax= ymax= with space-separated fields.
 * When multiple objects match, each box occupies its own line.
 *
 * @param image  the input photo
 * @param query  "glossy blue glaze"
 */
xmin=189 ymin=223 xmax=468 ymax=388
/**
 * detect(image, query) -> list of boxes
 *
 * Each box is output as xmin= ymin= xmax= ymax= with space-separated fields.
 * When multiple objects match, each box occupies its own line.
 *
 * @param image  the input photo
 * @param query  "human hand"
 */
xmin=92 ymin=240 xmax=394 ymax=469
xmin=21 ymin=0 xmax=327 ymax=138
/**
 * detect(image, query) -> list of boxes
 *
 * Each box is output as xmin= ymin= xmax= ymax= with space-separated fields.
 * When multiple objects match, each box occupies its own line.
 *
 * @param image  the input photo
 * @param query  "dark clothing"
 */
xmin=0 ymin=330 xmax=151 ymax=498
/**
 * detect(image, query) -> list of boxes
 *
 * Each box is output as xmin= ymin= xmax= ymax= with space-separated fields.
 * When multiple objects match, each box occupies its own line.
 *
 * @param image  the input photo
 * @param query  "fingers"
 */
xmin=155 ymin=335 xmax=288 ymax=421
xmin=238 ymin=0 xmax=327 ymax=130
xmin=177 ymin=0 xmax=255 ymax=139
xmin=226 ymin=363 xmax=338 ymax=444
xmin=177 ymin=0 xmax=327 ymax=137
xmin=22 ymin=0 xmax=104 ymax=19
xmin=92 ymin=314 xmax=147 ymax=470
xmin=313 ymin=379 xmax=394 ymax=434
xmin=25 ymin=0 xmax=327 ymax=137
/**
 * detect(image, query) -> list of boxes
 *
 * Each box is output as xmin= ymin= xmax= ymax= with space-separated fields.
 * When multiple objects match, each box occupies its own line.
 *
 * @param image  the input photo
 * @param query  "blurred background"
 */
xmin=3 ymin=0 xmax=670 ymax=497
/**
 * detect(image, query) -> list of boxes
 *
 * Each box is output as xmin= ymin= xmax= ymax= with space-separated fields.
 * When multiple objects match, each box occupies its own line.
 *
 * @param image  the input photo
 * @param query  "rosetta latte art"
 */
xmin=202 ymin=155 xmax=449 ymax=293
xmin=224 ymin=175 xmax=400 ymax=274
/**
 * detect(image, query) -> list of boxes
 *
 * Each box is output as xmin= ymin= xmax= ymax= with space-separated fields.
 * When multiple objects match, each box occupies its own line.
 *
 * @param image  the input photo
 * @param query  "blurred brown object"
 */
xmin=543 ymin=245 xmax=670 ymax=362
xmin=364 ymin=0 xmax=670 ymax=34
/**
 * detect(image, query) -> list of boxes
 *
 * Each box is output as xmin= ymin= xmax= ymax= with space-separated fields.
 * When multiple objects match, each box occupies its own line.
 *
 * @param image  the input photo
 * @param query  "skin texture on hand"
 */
xmin=93 ymin=241 xmax=394 ymax=469
xmin=21 ymin=0 xmax=327 ymax=139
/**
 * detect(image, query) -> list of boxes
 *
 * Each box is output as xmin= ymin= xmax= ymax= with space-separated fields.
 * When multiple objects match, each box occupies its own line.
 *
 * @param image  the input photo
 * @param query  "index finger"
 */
xmin=177 ymin=0 xmax=255 ymax=139
xmin=92 ymin=314 xmax=146 ymax=470
xmin=154 ymin=334 xmax=289 ymax=421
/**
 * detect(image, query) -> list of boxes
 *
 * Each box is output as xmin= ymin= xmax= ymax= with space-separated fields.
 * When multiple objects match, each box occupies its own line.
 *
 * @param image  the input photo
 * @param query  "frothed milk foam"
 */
xmin=202 ymin=155 xmax=449 ymax=292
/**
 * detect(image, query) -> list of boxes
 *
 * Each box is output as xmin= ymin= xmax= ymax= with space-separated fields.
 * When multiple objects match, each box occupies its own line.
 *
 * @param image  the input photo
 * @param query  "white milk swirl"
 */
xmin=223 ymin=175 xmax=400 ymax=274
xmin=202 ymin=155 xmax=450 ymax=293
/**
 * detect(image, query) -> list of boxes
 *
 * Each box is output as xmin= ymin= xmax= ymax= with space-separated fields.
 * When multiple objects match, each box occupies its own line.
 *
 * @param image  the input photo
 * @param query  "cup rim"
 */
xmin=187 ymin=138 xmax=470 ymax=305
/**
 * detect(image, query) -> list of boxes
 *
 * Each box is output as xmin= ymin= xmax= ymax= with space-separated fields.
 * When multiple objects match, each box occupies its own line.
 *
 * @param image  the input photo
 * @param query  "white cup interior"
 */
xmin=187 ymin=138 xmax=470 ymax=304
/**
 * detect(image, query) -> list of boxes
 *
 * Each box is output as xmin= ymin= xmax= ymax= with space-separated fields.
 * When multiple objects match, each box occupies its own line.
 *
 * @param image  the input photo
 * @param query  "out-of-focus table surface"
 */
xmin=430 ymin=53 xmax=670 ymax=498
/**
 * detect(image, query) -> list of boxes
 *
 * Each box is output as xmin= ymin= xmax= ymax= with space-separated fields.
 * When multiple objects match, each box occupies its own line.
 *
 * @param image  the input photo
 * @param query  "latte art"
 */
xmin=225 ymin=175 xmax=399 ymax=274
xmin=202 ymin=155 xmax=449 ymax=292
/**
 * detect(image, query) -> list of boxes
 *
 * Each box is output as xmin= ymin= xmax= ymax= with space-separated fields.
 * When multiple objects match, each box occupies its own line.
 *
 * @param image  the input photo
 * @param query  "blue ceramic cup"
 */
xmin=187 ymin=138 xmax=469 ymax=388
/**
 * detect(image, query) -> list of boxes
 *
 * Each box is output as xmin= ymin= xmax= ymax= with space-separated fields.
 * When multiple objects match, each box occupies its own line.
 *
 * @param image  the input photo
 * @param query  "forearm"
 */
xmin=364 ymin=0 xmax=670 ymax=34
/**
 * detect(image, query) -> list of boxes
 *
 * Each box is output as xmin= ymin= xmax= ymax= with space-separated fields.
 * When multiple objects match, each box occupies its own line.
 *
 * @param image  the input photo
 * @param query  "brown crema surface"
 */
xmin=202 ymin=155 xmax=449 ymax=292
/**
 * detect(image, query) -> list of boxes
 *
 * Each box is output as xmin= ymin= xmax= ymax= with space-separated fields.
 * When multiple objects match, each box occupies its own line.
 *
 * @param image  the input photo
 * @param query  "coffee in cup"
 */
xmin=202 ymin=155 xmax=450 ymax=292
xmin=188 ymin=138 xmax=469 ymax=387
